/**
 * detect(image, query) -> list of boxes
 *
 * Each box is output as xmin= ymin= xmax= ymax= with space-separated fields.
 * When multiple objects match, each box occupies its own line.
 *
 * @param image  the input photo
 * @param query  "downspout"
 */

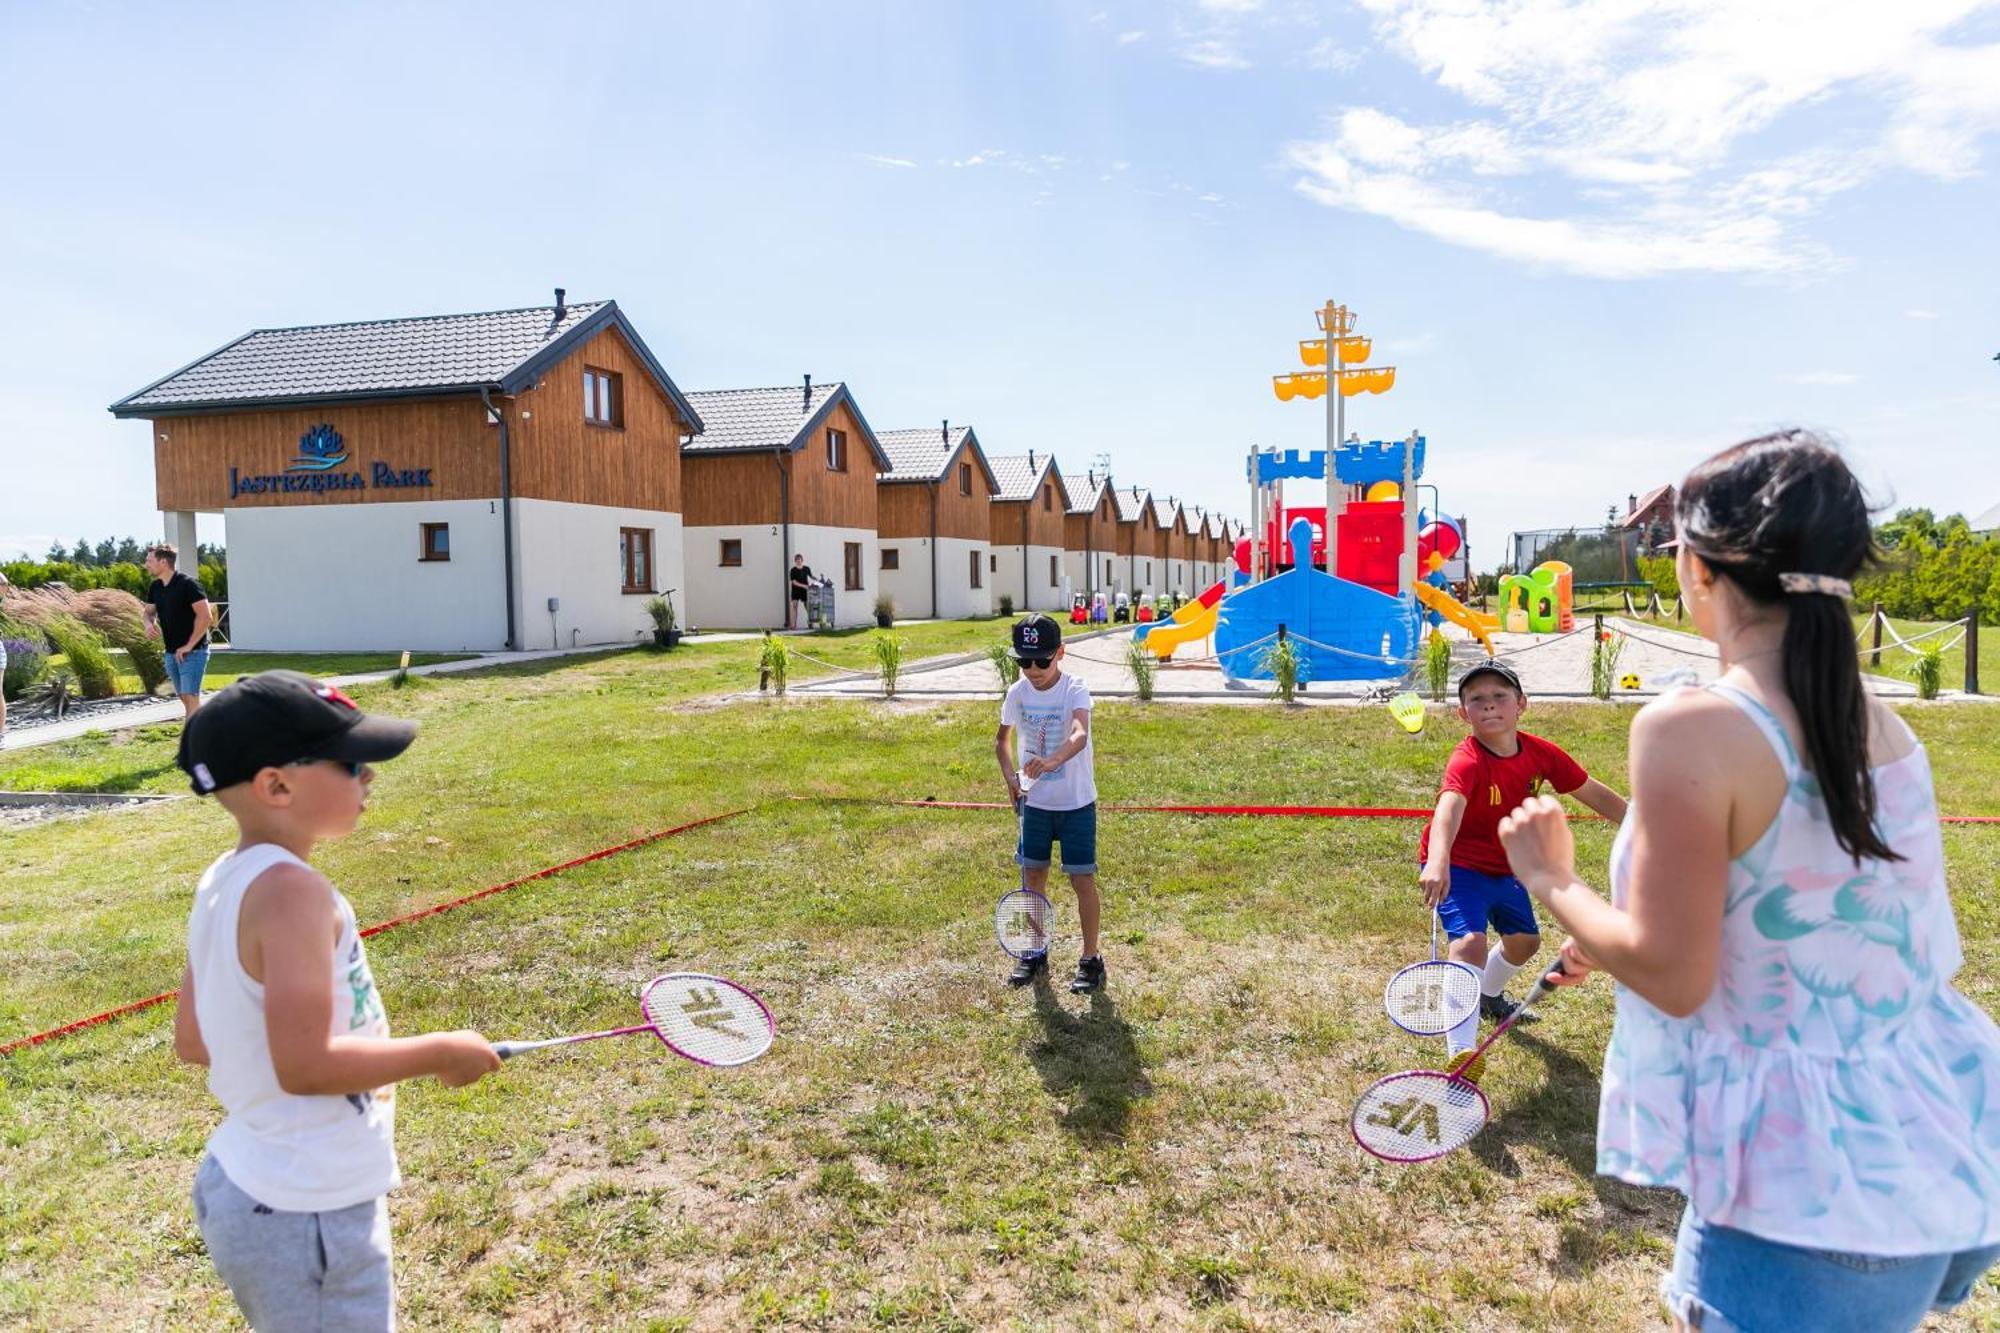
xmin=1021 ymin=495 xmax=1030 ymax=610
xmin=770 ymin=446 xmax=791 ymax=627
xmin=479 ymin=387 xmax=518 ymax=651
xmin=928 ymin=480 xmax=938 ymax=619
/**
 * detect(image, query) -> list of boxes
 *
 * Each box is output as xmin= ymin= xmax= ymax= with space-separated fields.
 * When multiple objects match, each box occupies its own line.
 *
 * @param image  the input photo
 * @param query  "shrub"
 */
xmin=873 ymin=593 xmax=896 ymax=625
xmin=987 ymin=642 xmax=1021 ymax=689
xmin=1911 ymin=643 xmax=1944 ymax=700
xmin=43 ymin=615 xmax=118 ymax=699
xmin=873 ymin=632 xmax=905 ymax=698
xmin=999 ymin=595 xmax=1015 ymax=618
xmin=644 ymin=595 xmax=676 ymax=631
xmin=1125 ymin=641 xmax=1155 ymax=701
xmin=1425 ymin=629 xmax=1452 ymax=702
xmin=69 ymin=588 xmax=165 ymax=694
xmin=1589 ymin=627 xmax=1626 ymax=701
xmin=1259 ymin=637 xmax=1303 ymax=703
xmin=759 ymin=633 xmax=790 ymax=696
xmin=3 ymin=636 xmax=47 ymax=700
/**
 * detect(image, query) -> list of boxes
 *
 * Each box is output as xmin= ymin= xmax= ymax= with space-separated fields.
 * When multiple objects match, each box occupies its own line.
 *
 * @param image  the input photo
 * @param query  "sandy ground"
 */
xmin=795 ymin=617 xmax=1921 ymax=703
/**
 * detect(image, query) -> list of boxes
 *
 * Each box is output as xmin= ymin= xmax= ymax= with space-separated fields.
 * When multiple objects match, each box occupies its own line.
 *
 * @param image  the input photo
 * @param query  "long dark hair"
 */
xmin=1676 ymin=430 xmax=1897 ymax=863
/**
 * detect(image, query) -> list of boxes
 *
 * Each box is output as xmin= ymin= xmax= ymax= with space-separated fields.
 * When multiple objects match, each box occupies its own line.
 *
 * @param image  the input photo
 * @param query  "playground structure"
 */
xmin=1497 ymin=561 xmax=1575 ymax=634
xmin=1128 ymin=300 xmax=1500 ymax=682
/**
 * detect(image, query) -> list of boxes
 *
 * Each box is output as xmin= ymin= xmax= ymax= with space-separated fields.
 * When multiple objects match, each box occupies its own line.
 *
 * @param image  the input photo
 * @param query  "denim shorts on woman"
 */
xmin=1663 ymin=1203 xmax=2000 ymax=1332
xmin=1017 ymin=802 xmax=1097 ymax=875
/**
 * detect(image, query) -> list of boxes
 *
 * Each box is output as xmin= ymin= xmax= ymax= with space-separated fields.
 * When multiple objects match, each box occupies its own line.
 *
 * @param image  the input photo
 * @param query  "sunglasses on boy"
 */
xmin=1017 ymin=655 xmax=1055 ymax=671
xmin=286 ymin=758 xmax=369 ymax=778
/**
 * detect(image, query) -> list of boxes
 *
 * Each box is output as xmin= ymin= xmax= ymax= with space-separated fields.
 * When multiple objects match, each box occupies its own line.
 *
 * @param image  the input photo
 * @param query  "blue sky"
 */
xmin=3 ymin=0 xmax=1997 ymax=569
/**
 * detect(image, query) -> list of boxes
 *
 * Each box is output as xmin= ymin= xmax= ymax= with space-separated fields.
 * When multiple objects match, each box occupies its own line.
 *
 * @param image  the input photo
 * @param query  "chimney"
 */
xmin=941 ymin=418 xmax=949 ymax=444
xmin=1628 ymin=492 xmax=1638 ymax=515
xmin=1088 ymin=468 xmax=1095 ymax=486
xmin=1028 ymin=449 xmax=1036 ymax=469
xmin=803 ymin=374 xmax=812 ymax=413
xmin=553 ymin=287 xmax=566 ymax=319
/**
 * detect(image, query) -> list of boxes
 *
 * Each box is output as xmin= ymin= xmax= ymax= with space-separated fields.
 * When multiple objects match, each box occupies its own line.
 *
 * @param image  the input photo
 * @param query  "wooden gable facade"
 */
xmin=680 ymin=396 xmax=881 ymax=532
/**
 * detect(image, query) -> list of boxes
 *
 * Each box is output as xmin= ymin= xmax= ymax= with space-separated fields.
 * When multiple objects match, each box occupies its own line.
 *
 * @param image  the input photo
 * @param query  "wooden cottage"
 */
xmin=987 ymin=451 xmax=1072 ymax=614
xmin=875 ymin=423 xmax=1000 ymax=620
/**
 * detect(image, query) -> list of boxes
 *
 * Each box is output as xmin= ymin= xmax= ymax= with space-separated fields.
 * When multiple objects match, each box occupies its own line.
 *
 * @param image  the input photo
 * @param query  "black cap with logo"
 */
xmin=1455 ymin=658 xmax=1524 ymax=698
xmin=177 ymin=670 xmax=419 ymax=795
xmin=1010 ymin=614 xmax=1063 ymax=661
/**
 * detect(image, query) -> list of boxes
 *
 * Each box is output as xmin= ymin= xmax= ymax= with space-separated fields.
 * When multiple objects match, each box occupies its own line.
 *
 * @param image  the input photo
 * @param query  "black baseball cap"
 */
xmin=177 ymin=670 xmax=418 ymax=795
xmin=1010 ymin=614 xmax=1063 ymax=661
xmin=1456 ymin=658 xmax=1524 ymax=698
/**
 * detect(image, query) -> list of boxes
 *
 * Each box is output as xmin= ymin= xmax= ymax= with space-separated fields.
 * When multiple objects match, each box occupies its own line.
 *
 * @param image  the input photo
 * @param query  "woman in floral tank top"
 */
xmin=1497 ymin=432 xmax=2000 ymax=1333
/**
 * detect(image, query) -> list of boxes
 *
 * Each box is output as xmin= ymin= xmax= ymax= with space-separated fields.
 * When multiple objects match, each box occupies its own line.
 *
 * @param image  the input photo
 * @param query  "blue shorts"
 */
xmin=1664 ymin=1204 xmax=2000 ymax=1332
xmin=1017 ymin=802 xmax=1097 ymax=876
xmin=164 ymin=646 xmax=209 ymax=697
xmin=1437 ymin=865 xmax=1539 ymax=940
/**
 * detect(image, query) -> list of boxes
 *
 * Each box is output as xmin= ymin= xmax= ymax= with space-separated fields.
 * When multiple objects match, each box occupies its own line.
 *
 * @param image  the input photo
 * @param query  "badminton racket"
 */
xmin=1382 ymin=909 xmax=1481 ymax=1036
xmin=995 ymin=718 xmax=1056 ymax=960
xmin=494 ymin=972 xmax=774 ymax=1067
xmin=1352 ymin=961 xmax=1568 ymax=1162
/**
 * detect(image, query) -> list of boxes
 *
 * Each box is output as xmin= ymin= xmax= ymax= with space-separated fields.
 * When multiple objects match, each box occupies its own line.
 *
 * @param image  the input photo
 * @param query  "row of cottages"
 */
xmin=110 ymin=292 xmax=1243 ymax=650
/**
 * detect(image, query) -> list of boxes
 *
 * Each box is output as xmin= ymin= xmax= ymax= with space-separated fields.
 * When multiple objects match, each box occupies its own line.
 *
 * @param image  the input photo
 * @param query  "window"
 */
xmin=881 ymin=547 xmax=900 ymax=571
xmin=1049 ymin=554 xmax=1060 ymax=586
xmin=719 ymin=539 xmax=743 ymax=567
xmin=1042 ymin=484 xmax=1053 ymax=512
xmin=970 ymin=549 xmax=983 ymax=589
xmin=959 ymin=462 xmax=972 ymax=495
xmin=827 ymin=429 xmax=848 ymax=472
xmin=419 ymin=522 xmax=449 ymax=562
xmin=989 ymin=553 xmax=997 ymax=572
xmin=584 ymin=367 xmax=622 ymax=427
xmin=1104 ymin=559 xmax=1112 ymax=583
xmin=1146 ymin=560 xmax=1152 ymax=581
xmin=844 ymin=542 xmax=863 ymax=590
xmin=620 ymin=527 xmax=653 ymax=592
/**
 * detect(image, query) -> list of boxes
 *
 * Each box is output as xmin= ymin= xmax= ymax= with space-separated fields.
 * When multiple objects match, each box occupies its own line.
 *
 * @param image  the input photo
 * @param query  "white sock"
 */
xmin=1482 ymin=949 xmax=1525 ymax=997
xmin=1445 ymin=1011 xmax=1477 ymax=1056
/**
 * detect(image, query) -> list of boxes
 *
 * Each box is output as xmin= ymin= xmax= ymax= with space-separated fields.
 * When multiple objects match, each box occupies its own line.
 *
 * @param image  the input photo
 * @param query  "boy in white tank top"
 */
xmin=172 ymin=671 xmax=499 ymax=1329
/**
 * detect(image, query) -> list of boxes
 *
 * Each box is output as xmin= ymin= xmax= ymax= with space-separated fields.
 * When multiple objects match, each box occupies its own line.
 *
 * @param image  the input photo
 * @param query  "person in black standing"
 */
xmin=143 ymin=543 xmax=214 ymax=719
xmin=788 ymin=553 xmax=813 ymax=630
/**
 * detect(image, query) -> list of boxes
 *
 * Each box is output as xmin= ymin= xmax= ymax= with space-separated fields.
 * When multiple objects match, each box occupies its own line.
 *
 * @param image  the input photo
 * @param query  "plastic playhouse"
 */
xmin=1497 ymin=561 xmax=1574 ymax=634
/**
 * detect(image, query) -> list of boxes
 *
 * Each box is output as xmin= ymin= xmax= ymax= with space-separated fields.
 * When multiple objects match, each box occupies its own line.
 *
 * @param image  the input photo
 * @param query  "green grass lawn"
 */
xmin=1604 ymin=607 xmax=1997 ymax=695
xmin=3 ymin=652 xmax=1997 ymax=1329
xmin=44 ymin=649 xmax=476 ymax=698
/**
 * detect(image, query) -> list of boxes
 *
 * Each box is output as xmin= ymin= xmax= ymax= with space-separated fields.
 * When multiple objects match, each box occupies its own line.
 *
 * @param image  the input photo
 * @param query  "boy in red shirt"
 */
xmin=1419 ymin=660 xmax=1627 ymax=1060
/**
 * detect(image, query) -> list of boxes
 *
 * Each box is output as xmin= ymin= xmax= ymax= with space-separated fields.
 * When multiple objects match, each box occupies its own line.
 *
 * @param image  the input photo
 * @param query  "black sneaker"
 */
xmin=1481 ymin=992 xmax=1536 ymax=1023
xmin=1007 ymin=953 xmax=1049 ymax=988
xmin=1069 ymin=956 xmax=1106 ymax=994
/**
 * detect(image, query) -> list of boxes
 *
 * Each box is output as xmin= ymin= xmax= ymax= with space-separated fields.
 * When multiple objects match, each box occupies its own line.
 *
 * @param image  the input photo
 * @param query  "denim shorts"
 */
xmin=1017 ymin=801 xmax=1097 ymax=875
xmin=1437 ymin=865 xmax=1539 ymax=940
xmin=163 ymin=646 xmax=209 ymax=696
xmin=1663 ymin=1203 xmax=2000 ymax=1332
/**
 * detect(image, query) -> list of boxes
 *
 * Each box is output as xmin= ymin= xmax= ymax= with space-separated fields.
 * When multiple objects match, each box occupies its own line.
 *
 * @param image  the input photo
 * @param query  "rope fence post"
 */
xmin=1869 ymin=603 xmax=1884 ymax=668
xmin=1674 ymin=592 xmax=1684 ymax=623
xmin=1966 ymin=613 xmax=1980 ymax=696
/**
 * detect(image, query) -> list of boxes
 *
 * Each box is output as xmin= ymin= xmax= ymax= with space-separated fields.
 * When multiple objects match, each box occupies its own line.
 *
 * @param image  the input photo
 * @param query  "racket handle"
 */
xmin=494 ymin=1041 xmax=529 ymax=1059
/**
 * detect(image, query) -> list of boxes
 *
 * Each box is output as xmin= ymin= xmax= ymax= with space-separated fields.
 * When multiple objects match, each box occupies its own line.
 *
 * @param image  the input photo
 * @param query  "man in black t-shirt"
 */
xmin=788 ymin=554 xmax=813 ymax=630
xmin=143 ymin=543 xmax=214 ymax=718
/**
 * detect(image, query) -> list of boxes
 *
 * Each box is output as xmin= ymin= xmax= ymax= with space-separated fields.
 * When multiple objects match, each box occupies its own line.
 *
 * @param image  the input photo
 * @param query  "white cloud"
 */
xmin=1285 ymin=1 xmax=2000 ymax=278
xmin=1117 ymin=29 xmax=1147 ymax=44
xmin=855 ymin=153 xmax=916 ymax=169
xmin=1295 ymin=37 xmax=1360 ymax=73
xmin=1197 ymin=0 xmax=1263 ymax=11
xmin=1179 ymin=38 xmax=1251 ymax=70
xmin=1906 ymin=308 xmax=1941 ymax=319
xmin=1785 ymin=371 xmax=1861 ymax=385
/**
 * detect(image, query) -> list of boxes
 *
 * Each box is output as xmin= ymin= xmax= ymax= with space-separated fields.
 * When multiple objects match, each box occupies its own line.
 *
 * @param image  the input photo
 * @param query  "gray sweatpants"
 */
xmin=193 ymin=1154 xmax=395 ymax=1331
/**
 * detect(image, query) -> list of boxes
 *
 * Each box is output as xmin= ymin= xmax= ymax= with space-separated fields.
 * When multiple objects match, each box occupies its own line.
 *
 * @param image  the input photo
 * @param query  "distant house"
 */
xmin=108 ymin=292 xmax=701 ymax=651
xmin=1617 ymin=484 xmax=1676 ymax=553
xmin=987 ymin=450 xmax=1072 ymax=613
xmin=1152 ymin=496 xmax=1190 ymax=598
xmin=681 ymin=378 xmax=890 ymax=630
xmin=1972 ymin=500 xmax=2000 ymax=534
xmin=875 ymin=423 xmax=999 ymax=620
xmin=1112 ymin=484 xmax=1157 ymax=600
xmin=1062 ymin=470 xmax=1116 ymax=603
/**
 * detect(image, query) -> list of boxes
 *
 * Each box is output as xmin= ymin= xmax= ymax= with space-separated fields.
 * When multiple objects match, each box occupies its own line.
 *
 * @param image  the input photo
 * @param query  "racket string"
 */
xmin=1383 ymin=960 xmax=1481 ymax=1035
xmin=1352 ymin=1073 xmax=1489 ymax=1160
xmin=640 ymin=974 xmax=775 ymax=1067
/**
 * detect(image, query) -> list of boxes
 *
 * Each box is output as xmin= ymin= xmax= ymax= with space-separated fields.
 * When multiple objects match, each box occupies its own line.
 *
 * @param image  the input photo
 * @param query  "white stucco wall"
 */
xmin=1168 ymin=558 xmax=1193 ymax=598
xmin=683 ymin=523 xmax=877 ymax=629
xmin=990 ymin=543 xmax=1068 ymax=613
xmin=512 ymin=499 xmax=684 ymax=650
xmin=225 ymin=499 xmax=508 ymax=651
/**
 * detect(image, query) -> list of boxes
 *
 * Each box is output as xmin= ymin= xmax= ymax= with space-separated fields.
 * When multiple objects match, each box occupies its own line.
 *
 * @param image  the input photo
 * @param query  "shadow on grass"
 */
xmin=1026 ymin=977 xmax=1152 ymax=1144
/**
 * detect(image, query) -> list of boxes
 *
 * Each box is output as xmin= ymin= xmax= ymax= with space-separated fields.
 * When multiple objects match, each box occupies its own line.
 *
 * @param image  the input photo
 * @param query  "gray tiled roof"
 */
xmin=1151 ymin=496 xmax=1181 ymax=530
xmin=682 ymin=382 xmax=845 ymax=452
xmin=987 ymin=452 xmax=1069 ymax=505
xmin=108 ymin=301 xmax=713 ymax=430
xmin=1111 ymin=485 xmax=1151 ymax=523
xmin=876 ymin=424 xmax=971 ymax=480
xmin=1061 ymin=472 xmax=1108 ymax=515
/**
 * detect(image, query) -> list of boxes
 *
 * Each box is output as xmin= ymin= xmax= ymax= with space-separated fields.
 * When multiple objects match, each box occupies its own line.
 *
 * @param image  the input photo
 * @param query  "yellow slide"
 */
xmin=1140 ymin=596 xmax=1221 ymax=660
xmin=1412 ymin=582 xmax=1498 ymax=656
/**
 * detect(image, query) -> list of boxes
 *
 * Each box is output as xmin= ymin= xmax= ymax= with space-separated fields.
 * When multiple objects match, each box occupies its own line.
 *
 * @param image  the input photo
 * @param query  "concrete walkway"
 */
xmin=0 ymin=635 xmax=761 ymax=754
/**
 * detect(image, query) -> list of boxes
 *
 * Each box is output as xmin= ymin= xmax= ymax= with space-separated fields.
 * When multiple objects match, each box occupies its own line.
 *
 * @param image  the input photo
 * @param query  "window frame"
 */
xmin=583 ymin=366 xmax=624 ymax=429
xmin=843 ymin=542 xmax=863 ymax=591
xmin=1049 ymin=554 xmax=1060 ymax=586
xmin=959 ymin=462 xmax=972 ymax=496
xmin=719 ymin=539 xmax=743 ymax=567
xmin=620 ymin=526 xmax=654 ymax=593
xmin=881 ymin=547 xmax=900 ymax=571
xmin=419 ymin=522 xmax=450 ymax=562
xmin=827 ymin=428 xmax=849 ymax=473
xmin=970 ymin=549 xmax=983 ymax=589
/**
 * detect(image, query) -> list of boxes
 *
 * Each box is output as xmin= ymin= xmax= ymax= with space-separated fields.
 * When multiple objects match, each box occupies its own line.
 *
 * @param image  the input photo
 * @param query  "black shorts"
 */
xmin=790 ymin=588 xmax=808 ymax=602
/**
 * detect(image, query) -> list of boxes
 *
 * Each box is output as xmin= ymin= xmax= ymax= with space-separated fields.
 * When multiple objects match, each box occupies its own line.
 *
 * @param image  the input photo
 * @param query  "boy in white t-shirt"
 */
xmin=994 ymin=615 xmax=1105 ymax=993
xmin=171 ymin=671 xmax=499 ymax=1329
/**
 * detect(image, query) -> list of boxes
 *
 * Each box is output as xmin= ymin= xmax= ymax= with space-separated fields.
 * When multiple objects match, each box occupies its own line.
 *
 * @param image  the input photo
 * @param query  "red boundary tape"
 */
xmin=10 ymin=797 xmax=1998 ymax=1056
xmin=0 ymin=808 xmax=751 ymax=1058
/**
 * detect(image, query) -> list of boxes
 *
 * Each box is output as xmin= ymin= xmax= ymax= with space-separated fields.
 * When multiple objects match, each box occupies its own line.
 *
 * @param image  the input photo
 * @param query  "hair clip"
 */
xmin=1777 ymin=572 xmax=1851 ymax=598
